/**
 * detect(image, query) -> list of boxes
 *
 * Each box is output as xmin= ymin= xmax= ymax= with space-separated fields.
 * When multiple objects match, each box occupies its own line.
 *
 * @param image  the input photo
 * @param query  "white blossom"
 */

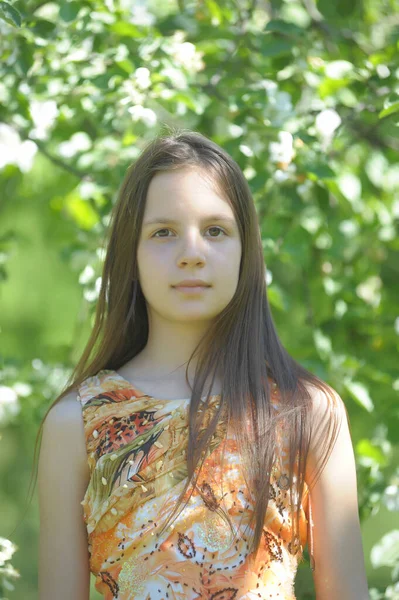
xmin=30 ymin=99 xmax=58 ymax=140
xmin=0 ymin=124 xmax=37 ymax=172
xmin=356 ymin=275 xmax=382 ymax=308
xmin=12 ymin=382 xmax=32 ymax=397
xmin=79 ymin=265 xmax=95 ymax=285
xmin=315 ymin=108 xmax=341 ymax=139
xmin=128 ymin=105 xmax=157 ymax=127
xmin=134 ymin=67 xmax=151 ymax=90
xmin=0 ymin=386 xmax=20 ymax=423
xmin=0 ymin=537 xmax=17 ymax=567
xmin=269 ymin=131 xmax=295 ymax=164
xmin=128 ymin=4 xmax=156 ymax=27
xmin=58 ymin=132 xmax=92 ymax=159
xmin=170 ymin=42 xmax=204 ymax=72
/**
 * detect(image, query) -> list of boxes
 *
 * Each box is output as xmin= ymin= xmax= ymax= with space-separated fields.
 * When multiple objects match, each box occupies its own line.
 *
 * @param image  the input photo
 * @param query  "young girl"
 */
xmin=37 ymin=129 xmax=369 ymax=599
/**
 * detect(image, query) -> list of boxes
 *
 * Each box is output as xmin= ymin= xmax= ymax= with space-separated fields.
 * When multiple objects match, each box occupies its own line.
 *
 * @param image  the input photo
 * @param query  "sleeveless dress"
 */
xmin=77 ymin=369 xmax=314 ymax=600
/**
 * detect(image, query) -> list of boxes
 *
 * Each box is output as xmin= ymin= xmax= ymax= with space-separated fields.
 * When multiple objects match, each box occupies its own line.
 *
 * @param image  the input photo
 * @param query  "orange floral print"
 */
xmin=77 ymin=370 xmax=311 ymax=599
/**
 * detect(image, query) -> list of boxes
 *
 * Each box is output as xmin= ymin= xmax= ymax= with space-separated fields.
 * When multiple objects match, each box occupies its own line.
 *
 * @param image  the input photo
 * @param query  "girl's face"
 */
xmin=137 ymin=167 xmax=242 ymax=324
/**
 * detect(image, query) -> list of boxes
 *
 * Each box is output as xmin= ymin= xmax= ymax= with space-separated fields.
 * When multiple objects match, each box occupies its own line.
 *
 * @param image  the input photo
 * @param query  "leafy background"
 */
xmin=0 ymin=0 xmax=398 ymax=598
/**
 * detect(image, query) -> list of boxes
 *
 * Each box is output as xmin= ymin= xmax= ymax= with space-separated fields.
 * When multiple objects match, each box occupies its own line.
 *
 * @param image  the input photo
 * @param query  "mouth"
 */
xmin=173 ymin=285 xmax=211 ymax=294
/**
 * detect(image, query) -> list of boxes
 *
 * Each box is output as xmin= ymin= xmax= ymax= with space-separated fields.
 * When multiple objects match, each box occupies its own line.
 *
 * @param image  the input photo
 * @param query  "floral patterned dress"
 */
xmin=77 ymin=369 xmax=313 ymax=599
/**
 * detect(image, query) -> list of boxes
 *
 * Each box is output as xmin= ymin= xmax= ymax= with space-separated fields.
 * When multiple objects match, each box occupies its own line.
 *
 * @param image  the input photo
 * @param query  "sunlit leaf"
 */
xmin=356 ymin=439 xmax=387 ymax=466
xmin=64 ymin=194 xmax=100 ymax=230
xmin=379 ymin=101 xmax=399 ymax=119
xmin=344 ymin=381 xmax=375 ymax=412
xmin=267 ymin=285 xmax=288 ymax=311
xmin=110 ymin=21 xmax=143 ymax=37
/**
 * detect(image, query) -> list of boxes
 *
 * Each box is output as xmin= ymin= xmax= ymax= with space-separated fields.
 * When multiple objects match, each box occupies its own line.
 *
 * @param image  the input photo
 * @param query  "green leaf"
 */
xmin=356 ymin=439 xmax=387 ymax=466
xmin=0 ymin=264 xmax=8 ymax=283
xmin=16 ymin=38 xmax=34 ymax=75
xmin=90 ymin=73 xmax=113 ymax=89
xmin=279 ymin=227 xmax=312 ymax=267
xmin=318 ymin=0 xmax=360 ymax=18
xmin=264 ymin=19 xmax=304 ymax=38
xmin=64 ymin=194 xmax=100 ymax=230
xmin=267 ymin=284 xmax=288 ymax=311
xmin=313 ymin=328 xmax=332 ymax=360
xmin=261 ymin=35 xmax=295 ymax=57
xmin=110 ymin=21 xmax=143 ymax=38
xmin=172 ymin=92 xmax=199 ymax=113
xmin=344 ymin=380 xmax=375 ymax=412
xmin=0 ymin=1 xmax=22 ymax=27
xmin=379 ymin=101 xmax=399 ymax=119
xmin=302 ymin=163 xmax=336 ymax=180
xmin=205 ymin=0 xmax=224 ymax=24
xmin=30 ymin=19 xmax=56 ymax=38
xmin=115 ymin=60 xmax=135 ymax=75
xmin=59 ymin=1 xmax=81 ymax=22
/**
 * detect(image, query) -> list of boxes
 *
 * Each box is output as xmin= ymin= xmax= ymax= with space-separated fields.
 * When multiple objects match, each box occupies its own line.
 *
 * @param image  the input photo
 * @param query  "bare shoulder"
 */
xmin=302 ymin=380 xmax=348 ymax=430
xmin=40 ymin=386 xmax=90 ymax=484
xmin=44 ymin=387 xmax=83 ymax=423
xmin=303 ymin=380 xmax=353 ymax=488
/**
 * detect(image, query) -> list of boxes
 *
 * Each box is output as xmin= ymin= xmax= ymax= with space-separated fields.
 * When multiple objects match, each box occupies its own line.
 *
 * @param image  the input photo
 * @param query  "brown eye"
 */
xmin=152 ymin=227 xmax=226 ymax=238
xmin=152 ymin=228 xmax=171 ymax=238
xmin=207 ymin=226 xmax=225 ymax=238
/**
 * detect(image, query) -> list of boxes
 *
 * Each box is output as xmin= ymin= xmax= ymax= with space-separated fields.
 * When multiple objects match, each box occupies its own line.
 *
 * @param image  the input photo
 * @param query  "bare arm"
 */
xmin=38 ymin=390 xmax=91 ymax=600
xmin=305 ymin=387 xmax=370 ymax=600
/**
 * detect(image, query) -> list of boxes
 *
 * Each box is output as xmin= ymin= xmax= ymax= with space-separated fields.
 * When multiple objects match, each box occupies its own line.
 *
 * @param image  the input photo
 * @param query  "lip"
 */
xmin=173 ymin=285 xmax=210 ymax=294
xmin=173 ymin=280 xmax=211 ymax=288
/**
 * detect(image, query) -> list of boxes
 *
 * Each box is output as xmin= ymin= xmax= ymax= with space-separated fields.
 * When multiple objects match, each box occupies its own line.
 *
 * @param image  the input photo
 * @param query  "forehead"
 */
xmin=144 ymin=168 xmax=234 ymax=219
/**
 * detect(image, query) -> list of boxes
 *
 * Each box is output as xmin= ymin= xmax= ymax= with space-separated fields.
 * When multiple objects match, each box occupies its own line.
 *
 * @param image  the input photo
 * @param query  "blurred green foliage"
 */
xmin=0 ymin=0 xmax=398 ymax=598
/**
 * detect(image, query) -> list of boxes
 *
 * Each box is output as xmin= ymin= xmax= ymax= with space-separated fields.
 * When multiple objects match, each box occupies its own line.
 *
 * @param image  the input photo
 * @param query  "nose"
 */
xmin=177 ymin=230 xmax=206 ymax=266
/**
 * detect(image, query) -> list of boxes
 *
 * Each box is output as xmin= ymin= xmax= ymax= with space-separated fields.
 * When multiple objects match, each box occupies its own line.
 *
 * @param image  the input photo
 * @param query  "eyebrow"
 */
xmin=143 ymin=214 xmax=237 ymax=227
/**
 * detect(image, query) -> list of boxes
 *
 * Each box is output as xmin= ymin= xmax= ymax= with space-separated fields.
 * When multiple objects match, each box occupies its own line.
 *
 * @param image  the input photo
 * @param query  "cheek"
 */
xmin=138 ymin=243 xmax=159 ymax=267
xmin=217 ymin=243 xmax=241 ymax=274
xmin=137 ymin=246 xmax=170 ymax=286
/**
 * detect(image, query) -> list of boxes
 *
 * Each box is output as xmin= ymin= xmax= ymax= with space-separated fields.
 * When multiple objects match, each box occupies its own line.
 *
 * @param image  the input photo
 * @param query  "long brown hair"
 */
xmin=15 ymin=126 xmax=344 ymax=560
